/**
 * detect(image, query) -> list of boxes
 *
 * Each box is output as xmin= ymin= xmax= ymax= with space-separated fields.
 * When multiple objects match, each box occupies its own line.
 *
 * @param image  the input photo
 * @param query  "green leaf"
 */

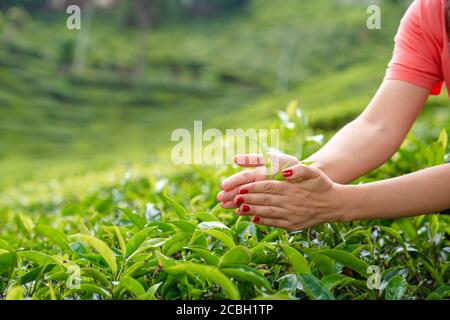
xmin=316 ymin=249 xmax=369 ymax=277
xmin=18 ymin=214 xmax=34 ymax=233
xmin=308 ymin=252 xmax=335 ymax=276
xmin=162 ymin=192 xmax=188 ymax=220
xmin=19 ymin=250 xmax=60 ymax=266
xmin=320 ymin=274 xmax=367 ymax=291
xmin=438 ymin=128 xmax=448 ymax=150
xmin=169 ymin=220 xmax=196 ymax=233
xmin=113 ymin=226 xmax=127 ymax=255
xmin=35 ymin=225 xmax=70 ymax=250
xmin=6 ymin=286 xmax=24 ymax=300
xmin=0 ymin=239 xmax=12 ymax=251
xmin=119 ymin=277 xmax=146 ymax=297
xmin=394 ymin=218 xmax=417 ymax=242
xmin=380 ymin=226 xmax=405 ymax=245
xmin=189 ymin=247 xmax=220 ymax=266
xmin=254 ymin=292 xmax=296 ymax=300
xmin=430 ymin=214 xmax=439 ymax=238
xmin=0 ymin=252 xmax=16 ymax=273
xmin=71 ymin=234 xmax=117 ymax=274
xmin=138 ymin=282 xmax=162 ymax=300
xmin=67 ymin=283 xmax=110 ymax=298
xmin=199 ymin=229 xmax=235 ymax=248
xmin=280 ymin=243 xmax=310 ymax=275
xmin=426 ymin=292 xmax=443 ymax=300
xmin=128 ymin=238 xmax=167 ymax=260
xmin=297 ymin=274 xmax=335 ymax=300
xmin=125 ymin=227 xmax=154 ymax=256
xmin=192 ymin=212 xmax=217 ymax=222
xmin=82 ymin=268 xmax=110 ymax=287
xmin=166 ymin=262 xmax=240 ymax=300
xmin=19 ymin=264 xmax=56 ymax=284
xmin=119 ymin=207 xmax=147 ymax=229
xmin=221 ymin=264 xmax=273 ymax=292
xmin=422 ymin=260 xmax=444 ymax=285
xmin=45 ymin=271 xmax=69 ymax=281
xmin=435 ymin=286 xmax=450 ymax=298
xmin=385 ymin=275 xmax=407 ymax=300
xmin=219 ymin=246 xmax=251 ymax=267
xmin=197 ymin=221 xmax=230 ymax=230
xmin=155 ymin=251 xmax=177 ymax=268
xmin=162 ymin=232 xmax=192 ymax=255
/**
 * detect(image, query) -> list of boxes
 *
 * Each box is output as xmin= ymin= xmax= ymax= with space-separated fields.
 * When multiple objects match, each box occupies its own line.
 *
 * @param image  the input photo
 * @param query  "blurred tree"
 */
xmin=0 ymin=0 xmax=51 ymax=12
xmin=181 ymin=0 xmax=249 ymax=17
xmin=130 ymin=0 xmax=159 ymax=80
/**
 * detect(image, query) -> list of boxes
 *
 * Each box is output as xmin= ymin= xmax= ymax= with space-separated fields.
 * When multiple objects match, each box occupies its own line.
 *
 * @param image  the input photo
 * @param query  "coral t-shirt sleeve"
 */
xmin=385 ymin=0 xmax=444 ymax=95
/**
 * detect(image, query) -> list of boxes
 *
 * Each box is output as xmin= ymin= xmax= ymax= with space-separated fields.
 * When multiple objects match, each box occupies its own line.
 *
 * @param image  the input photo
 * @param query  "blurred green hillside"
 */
xmin=0 ymin=0 xmax=448 ymax=191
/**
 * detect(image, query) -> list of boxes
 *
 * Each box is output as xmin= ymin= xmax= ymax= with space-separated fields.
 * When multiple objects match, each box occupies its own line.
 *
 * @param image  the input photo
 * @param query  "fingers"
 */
xmin=252 ymin=215 xmax=290 ymax=229
xmin=216 ymin=185 xmax=240 ymax=203
xmin=220 ymin=200 xmax=236 ymax=209
xmin=234 ymin=154 xmax=265 ymax=167
xmin=238 ymin=180 xmax=284 ymax=195
xmin=281 ymin=164 xmax=321 ymax=181
xmin=236 ymin=204 xmax=287 ymax=219
xmin=234 ymin=193 xmax=285 ymax=207
xmin=272 ymin=152 xmax=299 ymax=168
xmin=220 ymin=167 xmax=266 ymax=191
xmin=234 ymin=152 xmax=299 ymax=169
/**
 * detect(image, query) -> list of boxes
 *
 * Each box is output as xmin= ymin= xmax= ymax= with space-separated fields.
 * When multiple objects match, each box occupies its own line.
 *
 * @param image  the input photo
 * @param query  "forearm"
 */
xmin=306 ymin=80 xmax=429 ymax=184
xmin=338 ymin=164 xmax=450 ymax=221
xmin=307 ymin=117 xmax=400 ymax=184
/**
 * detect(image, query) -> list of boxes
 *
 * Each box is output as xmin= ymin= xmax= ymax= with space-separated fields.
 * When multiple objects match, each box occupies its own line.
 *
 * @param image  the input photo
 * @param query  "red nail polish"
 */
xmin=252 ymin=215 xmax=261 ymax=223
xmin=242 ymin=205 xmax=250 ymax=212
xmin=236 ymin=197 xmax=244 ymax=205
xmin=282 ymin=169 xmax=293 ymax=177
xmin=239 ymin=189 xmax=248 ymax=194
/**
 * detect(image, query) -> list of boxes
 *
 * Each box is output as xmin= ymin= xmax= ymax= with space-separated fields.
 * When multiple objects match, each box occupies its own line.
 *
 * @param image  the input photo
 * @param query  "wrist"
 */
xmin=331 ymin=183 xmax=361 ymax=222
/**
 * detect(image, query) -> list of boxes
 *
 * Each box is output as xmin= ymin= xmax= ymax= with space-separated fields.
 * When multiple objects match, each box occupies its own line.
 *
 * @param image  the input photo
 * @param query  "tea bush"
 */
xmin=0 ymin=102 xmax=448 ymax=300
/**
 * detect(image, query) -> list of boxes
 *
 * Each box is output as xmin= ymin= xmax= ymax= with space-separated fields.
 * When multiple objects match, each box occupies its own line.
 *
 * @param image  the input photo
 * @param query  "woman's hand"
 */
xmin=216 ymin=152 xmax=299 ymax=209
xmin=232 ymin=164 xmax=349 ymax=231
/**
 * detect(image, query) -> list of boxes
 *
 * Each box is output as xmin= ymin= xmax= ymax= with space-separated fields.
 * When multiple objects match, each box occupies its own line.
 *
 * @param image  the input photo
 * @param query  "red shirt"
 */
xmin=385 ymin=0 xmax=450 ymax=96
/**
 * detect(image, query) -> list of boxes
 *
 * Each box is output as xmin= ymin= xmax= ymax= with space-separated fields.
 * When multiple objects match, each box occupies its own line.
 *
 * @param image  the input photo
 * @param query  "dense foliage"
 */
xmin=0 ymin=104 xmax=448 ymax=300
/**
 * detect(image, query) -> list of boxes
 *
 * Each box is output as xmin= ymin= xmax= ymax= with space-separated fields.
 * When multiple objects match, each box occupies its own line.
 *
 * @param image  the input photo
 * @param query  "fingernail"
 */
xmin=236 ymin=197 xmax=244 ymax=205
xmin=282 ymin=169 xmax=293 ymax=177
xmin=242 ymin=205 xmax=250 ymax=212
xmin=239 ymin=189 xmax=248 ymax=194
xmin=252 ymin=215 xmax=261 ymax=223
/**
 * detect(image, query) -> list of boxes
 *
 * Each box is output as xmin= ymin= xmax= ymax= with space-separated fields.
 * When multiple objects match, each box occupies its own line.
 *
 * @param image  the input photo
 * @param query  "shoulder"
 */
xmin=397 ymin=0 xmax=445 ymax=50
xmin=411 ymin=0 xmax=445 ymax=38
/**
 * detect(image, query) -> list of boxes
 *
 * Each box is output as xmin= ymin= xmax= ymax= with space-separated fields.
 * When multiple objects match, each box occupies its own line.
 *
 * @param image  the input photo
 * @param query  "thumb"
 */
xmin=234 ymin=152 xmax=298 ymax=168
xmin=281 ymin=164 xmax=320 ymax=181
xmin=234 ymin=154 xmax=265 ymax=167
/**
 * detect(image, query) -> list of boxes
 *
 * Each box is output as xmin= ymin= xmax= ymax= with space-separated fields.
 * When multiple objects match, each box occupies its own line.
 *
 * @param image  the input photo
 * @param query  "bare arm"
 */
xmin=338 ymin=164 xmax=450 ymax=221
xmin=307 ymin=80 xmax=430 ymax=184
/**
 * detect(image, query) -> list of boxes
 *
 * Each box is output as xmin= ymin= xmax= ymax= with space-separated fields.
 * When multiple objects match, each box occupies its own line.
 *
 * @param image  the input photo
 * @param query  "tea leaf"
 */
xmin=166 ymin=262 xmax=240 ymax=300
xmin=221 ymin=264 xmax=273 ymax=292
xmin=71 ymin=234 xmax=117 ymax=274
xmin=280 ymin=243 xmax=310 ymax=275
xmin=162 ymin=192 xmax=188 ymax=220
xmin=315 ymin=249 xmax=369 ymax=277
xmin=119 ymin=276 xmax=146 ymax=297
xmin=219 ymin=246 xmax=251 ymax=267
xmin=297 ymin=274 xmax=335 ymax=300
xmin=6 ymin=286 xmax=24 ymax=300
xmin=385 ymin=275 xmax=407 ymax=300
